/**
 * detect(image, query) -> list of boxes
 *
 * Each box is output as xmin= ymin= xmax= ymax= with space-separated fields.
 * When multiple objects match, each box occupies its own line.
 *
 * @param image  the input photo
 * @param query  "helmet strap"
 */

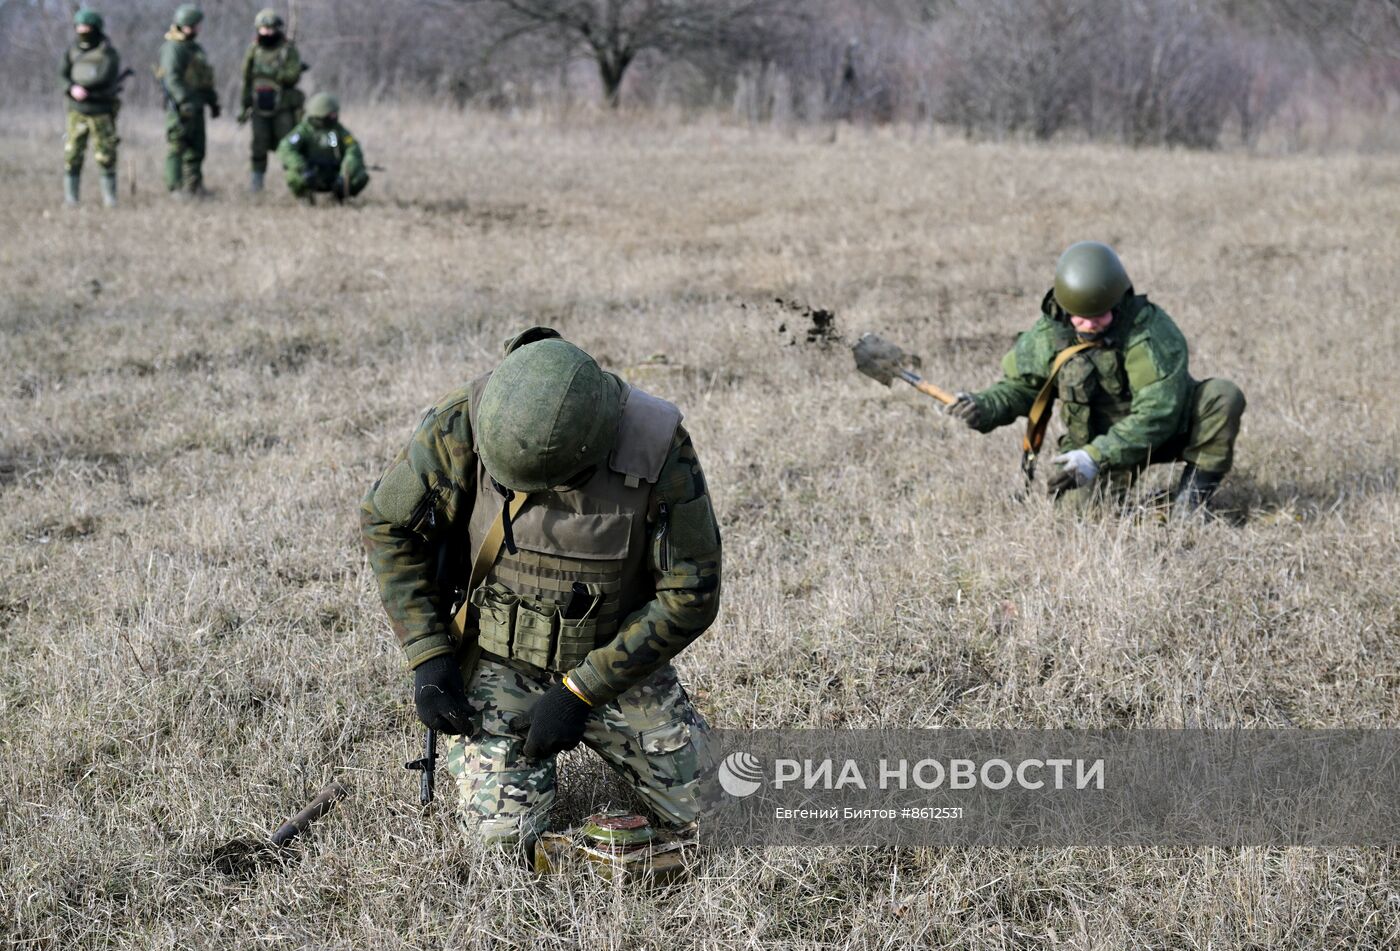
xmin=499 ymin=490 xmax=518 ymax=555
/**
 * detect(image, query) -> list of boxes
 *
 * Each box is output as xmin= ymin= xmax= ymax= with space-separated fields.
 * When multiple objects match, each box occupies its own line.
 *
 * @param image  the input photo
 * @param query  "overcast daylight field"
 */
xmin=2 ymin=103 xmax=1398 ymax=948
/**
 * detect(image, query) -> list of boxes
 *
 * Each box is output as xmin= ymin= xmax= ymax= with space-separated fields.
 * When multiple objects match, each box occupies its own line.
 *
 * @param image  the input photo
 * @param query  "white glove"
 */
xmin=1050 ymin=449 xmax=1098 ymax=487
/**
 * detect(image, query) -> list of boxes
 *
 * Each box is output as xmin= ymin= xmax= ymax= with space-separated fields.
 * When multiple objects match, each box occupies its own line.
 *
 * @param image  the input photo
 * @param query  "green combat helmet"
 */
xmin=305 ymin=92 xmax=339 ymax=120
xmin=476 ymin=339 xmax=623 ymax=492
xmin=254 ymin=8 xmax=284 ymax=29
xmin=1053 ymin=241 xmax=1131 ymax=317
xmin=174 ymin=4 xmax=203 ymax=27
xmin=74 ymin=8 xmax=104 ymax=30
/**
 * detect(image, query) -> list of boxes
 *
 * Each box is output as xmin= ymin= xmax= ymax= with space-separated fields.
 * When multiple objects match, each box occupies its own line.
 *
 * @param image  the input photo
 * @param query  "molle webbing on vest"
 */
xmin=1021 ymin=341 xmax=1101 ymax=478
xmin=491 ymin=550 xmax=628 ymax=631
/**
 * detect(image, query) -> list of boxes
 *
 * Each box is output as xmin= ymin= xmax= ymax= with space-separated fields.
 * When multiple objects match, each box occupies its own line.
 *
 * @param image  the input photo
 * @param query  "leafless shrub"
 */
xmin=931 ymin=0 xmax=1279 ymax=148
xmin=464 ymin=0 xmax=807 ymax=107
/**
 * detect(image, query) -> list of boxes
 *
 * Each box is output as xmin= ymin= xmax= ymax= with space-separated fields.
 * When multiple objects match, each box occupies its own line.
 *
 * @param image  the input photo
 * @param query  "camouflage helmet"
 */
xmin=476 ymin=339 xmax=623 ymax=492
xmin=74 ymin=8 xmax=104 ymax=30
xmin=173 ymin=4 xmax=203 ymax=27
xmin=254 ymin=7 xmax=284 ymax=29
xmin=305 ymin=92 xmax=339 ymax=119
xmin=1053 ymin=241 xmax=1132 ymax=317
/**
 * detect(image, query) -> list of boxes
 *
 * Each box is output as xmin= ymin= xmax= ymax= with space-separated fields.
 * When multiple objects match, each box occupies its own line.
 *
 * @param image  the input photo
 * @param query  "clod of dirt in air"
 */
xmin=772 ymin=297 xmax=843 ymax=348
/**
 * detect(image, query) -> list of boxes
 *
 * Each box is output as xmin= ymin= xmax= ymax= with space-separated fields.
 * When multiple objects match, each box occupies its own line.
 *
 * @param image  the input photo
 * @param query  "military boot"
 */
xmin=1171 ymin=464 xmax=1223 ymax=520
xmin=249 ymin=171 xmax=264 ymax=193
xmin=100 ymin=172 xmax=118 ymax=208
xmin=64 ymin=172 xmax=80 ymax=206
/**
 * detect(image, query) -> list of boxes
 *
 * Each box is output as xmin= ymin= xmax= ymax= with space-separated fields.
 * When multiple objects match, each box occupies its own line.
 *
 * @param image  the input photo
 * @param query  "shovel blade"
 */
xmin=852 ymin=332 xmax=911 ymax=386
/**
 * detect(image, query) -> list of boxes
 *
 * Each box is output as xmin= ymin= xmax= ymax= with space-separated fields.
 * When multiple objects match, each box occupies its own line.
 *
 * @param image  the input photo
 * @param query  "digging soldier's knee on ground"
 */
xmin=1186 ymin=377 xmax=1247 ymax=474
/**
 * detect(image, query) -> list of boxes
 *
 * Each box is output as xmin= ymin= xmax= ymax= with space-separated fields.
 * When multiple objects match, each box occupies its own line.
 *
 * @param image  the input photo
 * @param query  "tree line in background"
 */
xmin=4 ymin=0 xmax=1400 ymax=149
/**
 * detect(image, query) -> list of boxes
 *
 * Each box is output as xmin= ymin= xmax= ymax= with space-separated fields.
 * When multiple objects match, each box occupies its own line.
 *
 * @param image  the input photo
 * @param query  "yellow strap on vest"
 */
xmin=449 ymin=491 xmax=532 ymax=663
xmin=1021 ymin=341 xmax=1101 ymax=472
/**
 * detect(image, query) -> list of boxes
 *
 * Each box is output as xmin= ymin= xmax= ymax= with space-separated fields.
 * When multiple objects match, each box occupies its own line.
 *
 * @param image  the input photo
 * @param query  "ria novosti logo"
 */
xmin=717 ymin=751 xmax=765 ymax=798
xmin=716 ymin=750 xmax=1106 ymax=799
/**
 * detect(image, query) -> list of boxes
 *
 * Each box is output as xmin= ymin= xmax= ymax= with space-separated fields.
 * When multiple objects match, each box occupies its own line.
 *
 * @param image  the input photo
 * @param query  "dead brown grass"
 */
xmin=1 ymin=104 xmax=1397 ymax=949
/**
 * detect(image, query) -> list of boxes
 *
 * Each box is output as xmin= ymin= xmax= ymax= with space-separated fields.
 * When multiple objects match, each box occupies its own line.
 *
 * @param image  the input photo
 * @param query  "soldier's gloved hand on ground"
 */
xmin=412 ymin=654 xmax=474 ymax=734
xmin=237 ymin=106 xmax=250 ymax=125
xmin=521 ymin=682 xmax=591 ymax=760
xmin=946 ymin=392 xmax=982 ymax=429
xmin=1047 ymin=449 xmax=1099 ymax=493
xmin=210 ymin=102 xmax=221 ymax=119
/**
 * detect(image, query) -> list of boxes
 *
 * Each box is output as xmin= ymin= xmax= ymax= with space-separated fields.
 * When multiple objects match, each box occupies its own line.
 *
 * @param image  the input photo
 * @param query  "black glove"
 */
xmin=412 ymin=654 xmax=473 ymax=734
xmin=301 ymin=168 xmax=317 ymax=187
xmin=521 ymin=682 xmax=591 ymax=760
xmin=177 ymin=101 xmax=197 ymax=120
xmin=209 ymin=102 xmax=222 ymax=119
xmin=331 ymin=176 xmax=346 ymax=202
xmin=946 ymin=391 xmax=982 ymax=429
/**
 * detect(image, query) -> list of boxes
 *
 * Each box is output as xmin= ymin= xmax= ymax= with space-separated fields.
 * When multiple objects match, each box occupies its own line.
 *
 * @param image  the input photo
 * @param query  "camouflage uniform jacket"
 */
xmin=239 ymin=39 xmax=304 ymax=115
xmin=973 ymin=290 xmax=1194 ymax=468
xmin=276 ymin=118 xmax=365 ymax=183
xmin=362 ymin=368 xmax=723 ymax=707
xmin=156 ymin=29 xmax=217 ymax=111
xmin=61 ymin=38 xmax=122 ymax=116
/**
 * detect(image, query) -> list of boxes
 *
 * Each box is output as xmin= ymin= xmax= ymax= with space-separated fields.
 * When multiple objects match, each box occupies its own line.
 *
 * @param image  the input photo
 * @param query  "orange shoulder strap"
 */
xmin=449 ymin=490 xmax=531 ymax=663
xmin=1021 ymin=341 xmax=1101 ymax=464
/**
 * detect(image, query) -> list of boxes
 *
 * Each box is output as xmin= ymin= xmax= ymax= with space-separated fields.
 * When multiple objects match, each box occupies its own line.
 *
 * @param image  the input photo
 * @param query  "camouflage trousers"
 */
xmin=1058 ymin=376 xmax=1246 ymax=510
xmin=289 ymin=164 xmax=370 ymax=200
xmin=249 ymin=109 xmax=297 ymax=174
xmin=164 ymin=110 xmax=206 ymax=192
xmin=444 ymin=658 xmax=716 ymax=850
xmin=65 ymin=109 xmax=119 ymax=173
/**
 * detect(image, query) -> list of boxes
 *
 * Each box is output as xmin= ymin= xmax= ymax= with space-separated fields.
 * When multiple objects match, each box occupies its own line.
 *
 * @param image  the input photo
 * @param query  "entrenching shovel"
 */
xmin=211 ymin=782 xmax=351 ymax=877
xmin=851 ymin=333 xmax=957 ymax=404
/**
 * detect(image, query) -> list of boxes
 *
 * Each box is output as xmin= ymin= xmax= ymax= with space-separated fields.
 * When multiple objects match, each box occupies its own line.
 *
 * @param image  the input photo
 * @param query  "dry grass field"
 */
xmin=2 ymin=103 xmax=1398 ymax=948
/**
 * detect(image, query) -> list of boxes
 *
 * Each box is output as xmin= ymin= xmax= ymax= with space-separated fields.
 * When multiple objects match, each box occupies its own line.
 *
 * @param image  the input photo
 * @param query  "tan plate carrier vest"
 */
xmin=462 ymin=378 xmax=682 ymax=675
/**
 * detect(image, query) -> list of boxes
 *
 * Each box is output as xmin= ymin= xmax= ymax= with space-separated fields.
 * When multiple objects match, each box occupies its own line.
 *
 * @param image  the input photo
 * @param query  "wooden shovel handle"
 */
xmin=908 ymin=376 xmax=957 ymax=405
xmin=270 ymin=782 xmax=351 ymax=848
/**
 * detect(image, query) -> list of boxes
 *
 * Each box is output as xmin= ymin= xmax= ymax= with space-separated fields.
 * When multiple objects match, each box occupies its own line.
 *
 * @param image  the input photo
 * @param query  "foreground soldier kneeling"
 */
xmin=277 ymin=92 xmax=368 ymax=203
xmin=362 ymin=328 xmax=721 ymax=857
xmin=948 ymin=241 xmax=1246 ymax=516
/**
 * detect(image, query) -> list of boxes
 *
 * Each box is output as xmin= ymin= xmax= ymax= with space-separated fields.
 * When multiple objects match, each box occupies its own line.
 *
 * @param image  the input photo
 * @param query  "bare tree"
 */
xmin=1260 ymin=0 xmax=1400 ymax=63
xmin=468 ymin=0 xmax=800 ymax=107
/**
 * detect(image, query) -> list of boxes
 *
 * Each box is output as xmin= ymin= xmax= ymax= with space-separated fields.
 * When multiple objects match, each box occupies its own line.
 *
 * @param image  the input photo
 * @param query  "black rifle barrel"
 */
xmin=405 ymin=728 xmax=437 ymax=806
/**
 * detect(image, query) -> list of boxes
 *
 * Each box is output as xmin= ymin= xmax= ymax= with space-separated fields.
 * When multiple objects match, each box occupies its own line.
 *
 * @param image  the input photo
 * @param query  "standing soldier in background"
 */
xmin=156 ymin=4 xmax=220 ymax=197
xmin=948 ymin=242 xmax=1246 ymax=517
xmin=61 ymin=8 xmax=123 ymax=208
xmin=238 ymin=8 xmax=306 ymax=193
xmin=276 ymin=93 xmax=369 ymax=204
xmin=361 ymin=328 xmax=721 ymax=856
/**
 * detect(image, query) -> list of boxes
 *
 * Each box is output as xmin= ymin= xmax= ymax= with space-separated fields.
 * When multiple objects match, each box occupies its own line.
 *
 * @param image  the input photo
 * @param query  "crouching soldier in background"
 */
xmin=61 ymin=8 xmax=123 ymax=207
xmin=276 ymin=93 xmax=368 ymax=204
xmin=238 ymin=8 xmax=306 ymax=193
xmin=361 ymin=328 xmax=722 ymax=857
xmin=948 ymin=242 xmax=1246 ymax=517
